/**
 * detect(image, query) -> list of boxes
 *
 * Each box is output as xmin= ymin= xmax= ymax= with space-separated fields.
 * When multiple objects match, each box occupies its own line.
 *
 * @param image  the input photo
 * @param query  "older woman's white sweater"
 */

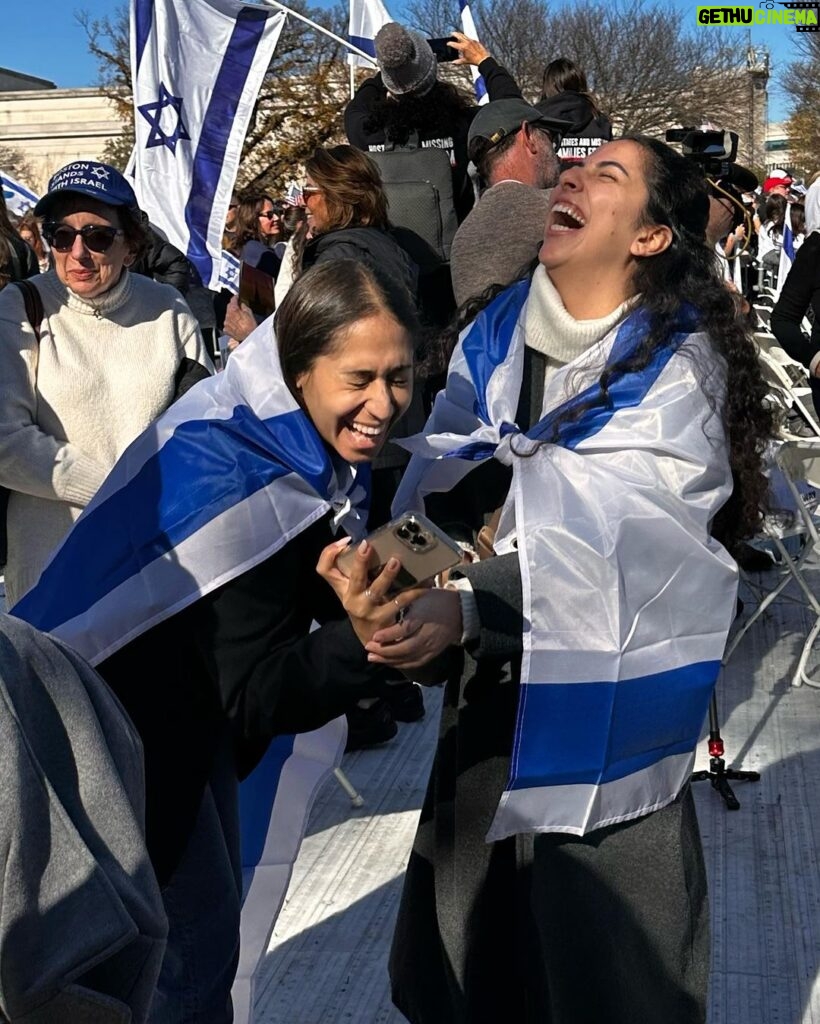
xmin=0 ymin=269 xmax=211 ymax=605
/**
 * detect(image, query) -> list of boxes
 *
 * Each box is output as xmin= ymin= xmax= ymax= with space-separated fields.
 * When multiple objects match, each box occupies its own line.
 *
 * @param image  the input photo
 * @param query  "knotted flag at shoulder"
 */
xmin=394 ymin=274 xmax=739 ymax=837
xmin=130 ymin=0 xmax=285 ymax=288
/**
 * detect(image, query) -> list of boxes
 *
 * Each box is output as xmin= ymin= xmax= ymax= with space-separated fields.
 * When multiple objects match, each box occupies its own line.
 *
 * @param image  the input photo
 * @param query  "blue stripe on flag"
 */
xmin=134 ymin=0 xmax=155 ymax=72
xmin=474 ymin=74 xmax=488 ymax=101
xmin=13 ymin=406 xmax=333 ymax=631
xmin=462 ymin=278 xmax=530 ymax=423
xmin=510 ymin=661 xmax=718 ymax=789
xmin=349 ymin=33 xmax=377 ymax=56
xmin=183 ymin=6 xmax=270 ymax=287
xmin=527 ymin=308 xmax=697 ymax=450
xmin=783 ymin=221 xmax=795 ymax=262
xmin=239 ymin=734 xmax=296 ymax=868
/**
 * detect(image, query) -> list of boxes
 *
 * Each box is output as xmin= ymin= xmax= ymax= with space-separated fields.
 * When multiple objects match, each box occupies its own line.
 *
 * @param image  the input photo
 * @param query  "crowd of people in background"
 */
xmin=0 ymin=18 xmax=817 ymax=1024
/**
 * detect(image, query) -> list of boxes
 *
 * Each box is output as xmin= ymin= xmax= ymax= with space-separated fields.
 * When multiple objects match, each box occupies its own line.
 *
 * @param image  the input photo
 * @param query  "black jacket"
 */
xmin=97 ymin=514 xmax=387 ymax=886
xmin=302 ymin=225 xmax=419 ymax=299
xmin=344 ymin=58 xmax=521 ymax=222
xmin=536 ymin=92 xmax=613 ymax=164
xmin=1 ymin=235 xmax=38 ymax=283
xmin=131 ymin=227 xmax=193 ymax=293
xmin=771 ymin=231 xmax=820 ymax=368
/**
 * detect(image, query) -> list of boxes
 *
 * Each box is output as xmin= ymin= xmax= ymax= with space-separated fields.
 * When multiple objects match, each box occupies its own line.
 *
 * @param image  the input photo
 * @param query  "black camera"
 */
xmin=665 ymin=126 xmax=758 ymax=232
xmin=664 ymin=128 xmax=739 ymax=180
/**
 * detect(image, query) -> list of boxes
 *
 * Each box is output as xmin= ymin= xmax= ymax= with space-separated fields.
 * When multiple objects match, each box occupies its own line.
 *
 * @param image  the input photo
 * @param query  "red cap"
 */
xmin=763 ymin=176 xmax=793 ymax=193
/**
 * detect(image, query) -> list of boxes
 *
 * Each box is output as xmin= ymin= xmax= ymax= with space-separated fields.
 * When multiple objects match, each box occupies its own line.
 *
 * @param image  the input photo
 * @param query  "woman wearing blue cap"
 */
xmin=0 ymin=161 xmax=212 ymax=606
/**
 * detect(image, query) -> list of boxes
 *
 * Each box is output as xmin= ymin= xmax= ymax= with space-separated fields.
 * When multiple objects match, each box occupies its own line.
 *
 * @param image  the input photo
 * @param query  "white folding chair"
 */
xmin=755 ymin=336 xmax=820 ymax=439
xmin=725 ymin=439 xmax=820 ymax=688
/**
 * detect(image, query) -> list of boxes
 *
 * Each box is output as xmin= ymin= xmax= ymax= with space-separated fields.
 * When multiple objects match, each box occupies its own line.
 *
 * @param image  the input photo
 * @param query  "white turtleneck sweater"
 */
xmin=450 ymin=265 xmax=633 ymax=641
xmin=524 ymin=264 xmax=632 ymax=394
xmin=0 ymin=269 xmax=212 ymax=605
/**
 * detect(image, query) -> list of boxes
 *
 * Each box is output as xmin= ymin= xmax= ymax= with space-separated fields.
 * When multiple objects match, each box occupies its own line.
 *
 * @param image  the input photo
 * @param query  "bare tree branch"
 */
xmin=782 ymin=33 xmax=820 ymax=176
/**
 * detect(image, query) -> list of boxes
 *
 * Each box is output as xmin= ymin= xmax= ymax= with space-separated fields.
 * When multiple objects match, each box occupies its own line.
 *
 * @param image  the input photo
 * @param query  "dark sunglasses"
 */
xmin=302 ymin=185 xmax=322 ymax=197
xmin=257 ymin=210 xmax=279 ymax=220
xmin=44 ymin=223 xmax=124 ymax=254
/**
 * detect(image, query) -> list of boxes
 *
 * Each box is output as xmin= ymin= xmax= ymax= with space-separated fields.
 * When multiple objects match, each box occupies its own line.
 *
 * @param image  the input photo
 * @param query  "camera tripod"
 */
xmin=690 ymin=690 xmax=759 ymax=809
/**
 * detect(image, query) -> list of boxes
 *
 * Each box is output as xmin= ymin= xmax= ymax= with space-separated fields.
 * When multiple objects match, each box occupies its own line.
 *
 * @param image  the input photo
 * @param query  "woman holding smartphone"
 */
xmin=13 ymin=259 xmax=426 ymax=1023
xmin=323 ymin=137 xmax=774 ymax=1023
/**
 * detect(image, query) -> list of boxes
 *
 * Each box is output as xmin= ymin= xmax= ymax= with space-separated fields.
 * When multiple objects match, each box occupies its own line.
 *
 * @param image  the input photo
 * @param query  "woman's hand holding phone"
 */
xmin=317 ymin=537 xmax=428 ymax=649
xmin=365 ymin=588 xmax=463 ymax=671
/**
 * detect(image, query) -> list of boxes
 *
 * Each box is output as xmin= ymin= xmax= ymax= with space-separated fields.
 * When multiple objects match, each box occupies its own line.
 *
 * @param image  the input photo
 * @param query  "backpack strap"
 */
xmin=11 ymin=280 xmax=44 ymax=341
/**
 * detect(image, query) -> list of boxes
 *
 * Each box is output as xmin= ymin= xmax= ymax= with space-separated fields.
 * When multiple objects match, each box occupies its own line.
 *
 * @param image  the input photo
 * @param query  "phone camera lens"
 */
xmin=411 ymin=534 xmax=427 ymax=547
xmin=405 ymin=521 xmax=421 ymax=534
xmin=397 ymin=526 xmax=411 ymax=540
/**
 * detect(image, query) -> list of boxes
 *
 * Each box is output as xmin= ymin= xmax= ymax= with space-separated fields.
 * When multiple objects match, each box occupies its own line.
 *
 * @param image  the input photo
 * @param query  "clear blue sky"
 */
xmin=0 ymin=0 xmax=802 ymax=122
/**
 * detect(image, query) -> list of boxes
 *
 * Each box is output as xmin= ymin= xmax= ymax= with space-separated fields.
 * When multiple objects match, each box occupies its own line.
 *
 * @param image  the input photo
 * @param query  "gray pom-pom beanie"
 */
xmin=374 ymin=23 xmax=437 ymax=98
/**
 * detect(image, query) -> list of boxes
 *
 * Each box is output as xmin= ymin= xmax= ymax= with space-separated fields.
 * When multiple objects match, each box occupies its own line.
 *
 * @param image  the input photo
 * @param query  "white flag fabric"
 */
xmin=12 ymin=317 xmax=369 ymax=1023
xmin=130 ymin=0 xmax=285 ymax=289
xmin=459 ymin=1 xmax=488 ymax=104
xmin=393 ymin=276 xmax=738 ymax=838
xmin=348 ymin=0 xmax=392 ymax=67
xmin=1 ymin=172 xmax=39 ymax=218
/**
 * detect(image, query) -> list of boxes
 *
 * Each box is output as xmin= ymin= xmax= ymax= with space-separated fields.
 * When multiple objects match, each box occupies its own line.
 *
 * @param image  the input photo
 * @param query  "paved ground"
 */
xmin=254 ymin=566 xmax=820 ymax=1024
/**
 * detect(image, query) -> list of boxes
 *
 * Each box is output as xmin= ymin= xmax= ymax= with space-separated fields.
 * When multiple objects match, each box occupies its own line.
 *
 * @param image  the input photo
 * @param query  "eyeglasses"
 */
xmin=44 ymin=223 xmax=123 ymax=254
xmin=302 ymin=185 xmax=322 ymax=198
xmin=258 ymin=210 xmax=281 ymax=220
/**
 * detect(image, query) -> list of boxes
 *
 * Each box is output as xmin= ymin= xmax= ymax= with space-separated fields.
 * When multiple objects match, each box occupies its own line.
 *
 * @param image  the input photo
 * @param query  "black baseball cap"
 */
xmin=468 ymin=98 xmax=572 ymax=161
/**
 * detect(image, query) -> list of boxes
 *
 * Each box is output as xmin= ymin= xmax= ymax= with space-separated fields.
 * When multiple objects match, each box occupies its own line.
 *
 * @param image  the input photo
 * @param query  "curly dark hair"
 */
xmin=430 ymin=134 xmax=775 ymax=550
xmin=363 ymin=80 xmax=473 ymax=146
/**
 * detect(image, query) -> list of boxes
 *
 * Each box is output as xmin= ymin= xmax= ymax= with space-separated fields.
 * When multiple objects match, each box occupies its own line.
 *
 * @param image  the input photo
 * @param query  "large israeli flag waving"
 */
xmin=348 ymin=0 xmax=392 ymax=66
xmin=130 ymin=0 xmax=285 ymax=289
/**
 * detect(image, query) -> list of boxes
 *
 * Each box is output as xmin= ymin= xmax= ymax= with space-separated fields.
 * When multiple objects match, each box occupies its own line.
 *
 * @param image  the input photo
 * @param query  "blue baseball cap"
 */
xmin=34 ymin=161 xmax=138 ymax=216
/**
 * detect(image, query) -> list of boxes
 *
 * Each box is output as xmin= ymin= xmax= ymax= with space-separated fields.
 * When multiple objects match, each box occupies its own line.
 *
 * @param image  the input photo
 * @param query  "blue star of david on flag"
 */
xmin=138 ymin=82 xmax=191 ymax=154
xmin=218 ymin=250 xmax=241 ymax=294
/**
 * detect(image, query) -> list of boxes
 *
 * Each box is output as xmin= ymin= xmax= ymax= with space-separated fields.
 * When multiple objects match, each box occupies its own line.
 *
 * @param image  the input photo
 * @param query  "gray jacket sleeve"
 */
xmin=453 ymin=551 xmax=523 ymax=661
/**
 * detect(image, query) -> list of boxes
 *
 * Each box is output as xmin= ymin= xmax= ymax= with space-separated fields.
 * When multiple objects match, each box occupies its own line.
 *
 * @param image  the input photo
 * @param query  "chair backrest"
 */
xmin=755 ymin=338 xmax=820 ymax=439
xmin=774 ymin=440 xmax=820 ymax=541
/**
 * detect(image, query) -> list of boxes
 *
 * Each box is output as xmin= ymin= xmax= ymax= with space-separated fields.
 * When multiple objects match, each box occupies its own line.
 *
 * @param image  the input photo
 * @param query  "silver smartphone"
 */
xmin=337 ymin=512 xmax=462 ymax=597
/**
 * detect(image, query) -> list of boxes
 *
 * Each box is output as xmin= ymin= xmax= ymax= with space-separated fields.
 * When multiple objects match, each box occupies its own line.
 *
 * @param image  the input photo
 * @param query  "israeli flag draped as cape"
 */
xmin=394 ymin=276 xmax=739 ymax=838
xmin=1 ymin=171 xmax=39 ymax=218
xmin=12 ymin=319 xmax=369 ymax=1021
xmin=130 ymin=0 xmax=285 ymax=289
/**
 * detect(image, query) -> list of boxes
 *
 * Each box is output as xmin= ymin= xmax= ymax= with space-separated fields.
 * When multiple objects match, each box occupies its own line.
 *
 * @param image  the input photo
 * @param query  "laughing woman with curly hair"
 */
xmin=323 ymin=136 xmax=774 ymax=1024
